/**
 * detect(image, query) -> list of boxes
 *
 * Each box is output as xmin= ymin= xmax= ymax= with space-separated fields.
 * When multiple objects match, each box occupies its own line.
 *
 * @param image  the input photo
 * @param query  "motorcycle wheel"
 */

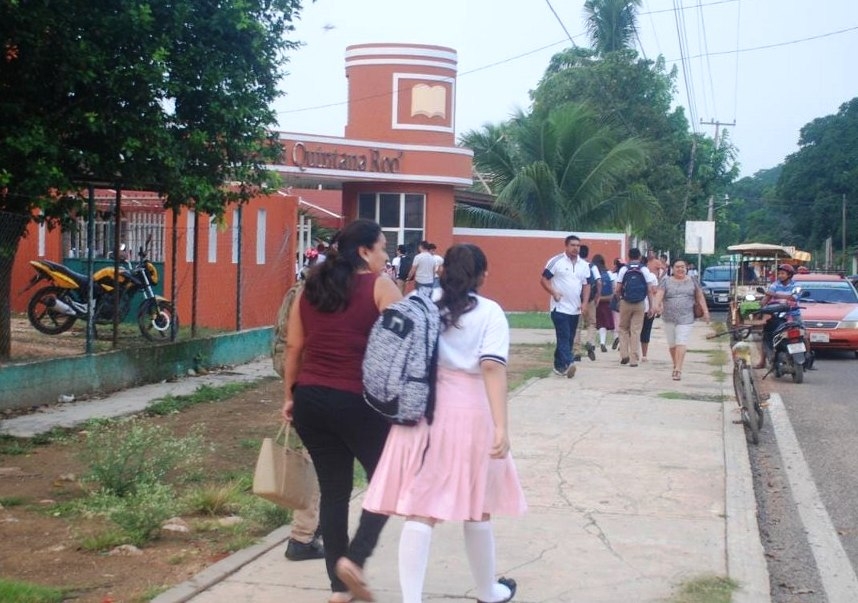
xmin=792 ymin=362 xmax=804 ymax=384
xmin=27 ymin=286 xmax=77 ymax=335
xmin=138 ymin=299 xmax=179 ymax=342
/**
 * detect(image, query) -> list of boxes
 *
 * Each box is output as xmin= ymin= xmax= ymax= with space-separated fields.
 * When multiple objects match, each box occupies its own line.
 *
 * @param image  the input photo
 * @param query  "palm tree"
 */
xmin=583 ymin=0 xmax=642 ymax=55
xmin=457 ymin=103 xmax=656 ymax=232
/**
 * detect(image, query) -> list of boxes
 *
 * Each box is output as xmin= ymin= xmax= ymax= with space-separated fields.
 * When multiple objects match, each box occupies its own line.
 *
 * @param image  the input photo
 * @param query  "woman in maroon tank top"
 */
xmin=281 ymin=219 xmax=401 ymax=602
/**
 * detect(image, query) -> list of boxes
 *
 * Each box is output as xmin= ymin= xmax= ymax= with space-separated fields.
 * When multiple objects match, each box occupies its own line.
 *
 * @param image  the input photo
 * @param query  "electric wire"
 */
xmin=697 ymin=0 xmax=719 ymax=120
xmin=732 ymin=0 xmax=742 ymax=122
xmin=673 ymin=0 xmax=699 ymax=131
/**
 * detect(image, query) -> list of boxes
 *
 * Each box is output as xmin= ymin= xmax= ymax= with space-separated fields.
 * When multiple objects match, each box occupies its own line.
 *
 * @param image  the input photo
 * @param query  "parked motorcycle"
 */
xmin=24 ymin=239 xmax=179 ymax=342
xmin=758 ymin=302 xmax=810 ymax=383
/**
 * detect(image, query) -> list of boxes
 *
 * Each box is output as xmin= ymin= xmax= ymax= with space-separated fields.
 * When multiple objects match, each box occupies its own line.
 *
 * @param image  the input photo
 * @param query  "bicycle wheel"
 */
xmin=732 ymin=362 xmax=745 ymax=405
xmin=741 ymin=367 xmax=760 ymax=445
xmin=745 ymin=366 xmax=765 ymax=430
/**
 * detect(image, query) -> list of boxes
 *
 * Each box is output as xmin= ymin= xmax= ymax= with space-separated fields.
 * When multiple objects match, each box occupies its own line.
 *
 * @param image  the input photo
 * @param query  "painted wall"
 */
xmin=452 ymin=228 xmax=628 ymax=312
xmin=167 ymin=193 xmax=298 ymax=331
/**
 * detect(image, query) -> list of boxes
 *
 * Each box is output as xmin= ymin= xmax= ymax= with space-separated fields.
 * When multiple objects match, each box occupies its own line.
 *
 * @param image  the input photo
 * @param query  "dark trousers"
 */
xmin=293 ymin=385 xmax=391 ymax=593
xmin=551 ymin=310 xmax=580 ymax=371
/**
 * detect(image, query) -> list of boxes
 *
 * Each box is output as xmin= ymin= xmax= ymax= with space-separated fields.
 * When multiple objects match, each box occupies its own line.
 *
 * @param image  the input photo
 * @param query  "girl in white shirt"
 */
xmin=363 ymin=243 xmax=526 ymax=603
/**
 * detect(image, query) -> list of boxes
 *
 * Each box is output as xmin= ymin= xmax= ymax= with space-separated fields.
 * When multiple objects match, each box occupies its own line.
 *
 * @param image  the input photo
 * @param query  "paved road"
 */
xmin=750 ymin=349 xmax=858 ymax=602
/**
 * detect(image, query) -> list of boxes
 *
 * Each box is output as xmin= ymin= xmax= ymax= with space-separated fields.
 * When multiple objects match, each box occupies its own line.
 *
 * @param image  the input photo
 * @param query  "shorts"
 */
xmin=664 ymin=321 xmax=693 ymax=347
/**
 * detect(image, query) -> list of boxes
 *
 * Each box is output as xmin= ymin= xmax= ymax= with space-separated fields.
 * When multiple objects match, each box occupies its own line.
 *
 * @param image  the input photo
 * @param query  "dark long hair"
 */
xmin=437 ymin=244 xmax=487 ymax=329
xmin=592 ymin=254 xmax=607 ymax=273
xmin=304 ymin=219 xmax=381 ymax=313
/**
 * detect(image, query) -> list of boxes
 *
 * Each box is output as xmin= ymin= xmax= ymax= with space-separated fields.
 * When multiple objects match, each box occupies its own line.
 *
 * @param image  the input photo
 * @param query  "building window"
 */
xmin=208 ymin=217 xmax=218 ymax=263
xmin=256 ymin=208 xmax=267 ymax=264
xmin=186 ymin=210 xmax=195 ymax=263
xmin=357 ymin=192 xmax=424 ymax=256
xmin=231 ymin=211 xmax=239 ymax=264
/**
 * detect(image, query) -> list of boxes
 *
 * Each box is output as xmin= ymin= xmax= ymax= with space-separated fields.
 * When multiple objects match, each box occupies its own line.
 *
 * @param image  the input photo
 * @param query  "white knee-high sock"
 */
xmin=599 ymin=327 xmax=607 ymax=345
xmin=399 ymin=520 xmax=433 ymax=603
xmin=463 ymin=521 xmax=509 ymax=602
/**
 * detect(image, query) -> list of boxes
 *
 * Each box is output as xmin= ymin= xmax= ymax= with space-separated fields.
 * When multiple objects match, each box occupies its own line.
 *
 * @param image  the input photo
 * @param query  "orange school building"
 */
xmin=10 ymin=42 xmax=626 ymax=325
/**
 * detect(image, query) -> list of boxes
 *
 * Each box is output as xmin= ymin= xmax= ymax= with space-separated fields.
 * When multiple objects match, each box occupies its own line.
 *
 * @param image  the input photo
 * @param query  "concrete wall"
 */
xmin=0 ymin=328 xmax=272 ymax=412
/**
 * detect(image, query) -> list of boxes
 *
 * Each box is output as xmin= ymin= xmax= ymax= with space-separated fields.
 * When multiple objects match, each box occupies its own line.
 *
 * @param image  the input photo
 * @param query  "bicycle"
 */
xmin=708 ymin=326 xmax=765 ymax=445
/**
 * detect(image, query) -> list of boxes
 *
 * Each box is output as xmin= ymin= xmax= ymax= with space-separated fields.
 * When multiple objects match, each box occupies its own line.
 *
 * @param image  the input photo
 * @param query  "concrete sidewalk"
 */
xmin=159 ymin=322 xmax=769 ymax=603
xmin=1 ymin=323 xmax=771 ymax=602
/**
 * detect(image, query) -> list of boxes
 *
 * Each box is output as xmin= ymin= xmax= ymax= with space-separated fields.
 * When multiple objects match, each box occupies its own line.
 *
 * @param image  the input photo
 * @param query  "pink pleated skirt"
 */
xmin=362 ymin=367 xmax=527 ymax=522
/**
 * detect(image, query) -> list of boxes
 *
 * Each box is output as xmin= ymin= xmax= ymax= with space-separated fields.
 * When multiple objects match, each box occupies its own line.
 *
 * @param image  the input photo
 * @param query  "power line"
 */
xmin=679 ymin=24 xmax=858 ymax=60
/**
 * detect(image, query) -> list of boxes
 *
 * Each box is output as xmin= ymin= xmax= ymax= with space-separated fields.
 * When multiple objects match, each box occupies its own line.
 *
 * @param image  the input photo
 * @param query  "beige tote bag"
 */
xmin=252 ymin=422 xmax=319 ymax=509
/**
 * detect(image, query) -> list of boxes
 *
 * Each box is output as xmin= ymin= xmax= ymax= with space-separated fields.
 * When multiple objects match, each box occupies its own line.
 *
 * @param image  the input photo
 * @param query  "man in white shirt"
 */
xmin=540 ymin=235 xmax=592 ymax=379
xmin=407 ymin=241 xmax=436 ymax=295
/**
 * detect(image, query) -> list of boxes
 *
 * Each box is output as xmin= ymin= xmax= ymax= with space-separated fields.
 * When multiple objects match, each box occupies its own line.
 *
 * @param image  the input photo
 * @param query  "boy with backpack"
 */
xmin=573 ymin=244 xmax=601 ymax=362
xmin=614 ymin=247 xmax=658 ymax=367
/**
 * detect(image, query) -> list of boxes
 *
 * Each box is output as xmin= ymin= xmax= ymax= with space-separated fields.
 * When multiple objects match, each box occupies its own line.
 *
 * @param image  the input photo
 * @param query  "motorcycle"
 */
xmin=24 ymin=238 xmax=179 ymax=342
xmin=758 ymin=302 xmax=811 ymax=384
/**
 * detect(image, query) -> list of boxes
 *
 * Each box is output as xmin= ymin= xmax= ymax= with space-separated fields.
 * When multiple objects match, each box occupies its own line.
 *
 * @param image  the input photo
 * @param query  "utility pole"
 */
xmin=701 ymin=119 xmax=736 ymax=220
xmin=843 ymin=193 xmax=847 ymax=270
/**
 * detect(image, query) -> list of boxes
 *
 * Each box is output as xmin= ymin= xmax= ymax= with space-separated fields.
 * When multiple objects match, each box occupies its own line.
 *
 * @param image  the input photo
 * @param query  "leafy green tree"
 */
xmin=0 ymin=0 xmax=304 ymax=359
xmin=777 ymin=98 xmax=858 ymax=264
xmin=458 ymin=104 xmax=655 ymax=231
xmin=584 ymin=0 xmax=642 ymax=55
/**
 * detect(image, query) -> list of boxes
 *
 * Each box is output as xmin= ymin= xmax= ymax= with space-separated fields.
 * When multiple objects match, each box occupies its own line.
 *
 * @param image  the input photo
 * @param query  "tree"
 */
xmin=458 ymin=104 xmax=655 ymax=232
xmin=530 ymin=46 xmax=737 ymax=254
xmin=777 ymin=98 xmax=858 ymax=263
xmin=583 ymin=0 xmax=642 ymax=55
xmin=0 ymin=0 xmax=304 ymax=360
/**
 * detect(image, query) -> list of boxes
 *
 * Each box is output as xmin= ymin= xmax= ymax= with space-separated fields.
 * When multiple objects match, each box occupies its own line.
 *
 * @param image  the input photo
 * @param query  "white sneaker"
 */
xmin=552 ymin=367 xmax=565 ymax=376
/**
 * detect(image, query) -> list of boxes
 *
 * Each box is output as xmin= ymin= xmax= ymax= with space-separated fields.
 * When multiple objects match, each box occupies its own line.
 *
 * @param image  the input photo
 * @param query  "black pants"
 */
xmin=292 ymin=385 xmax=391 ymax=593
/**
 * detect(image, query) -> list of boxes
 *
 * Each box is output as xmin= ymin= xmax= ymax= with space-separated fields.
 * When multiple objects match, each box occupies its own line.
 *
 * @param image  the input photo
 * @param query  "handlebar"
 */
xmin=706 ymin=326 xmax=755 ymax=340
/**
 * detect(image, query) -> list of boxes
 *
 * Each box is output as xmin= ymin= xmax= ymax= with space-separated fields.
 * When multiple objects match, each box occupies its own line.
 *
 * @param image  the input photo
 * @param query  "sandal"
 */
xmin=328 ymin=593 xmax=354 ymax=603
xmin=335 ymin=557 xmax=374 ymax=602
xmin=672 ymin=370 xmax=681 ymax=381
xmin=477 ymin=577 xmax=517 ymax=603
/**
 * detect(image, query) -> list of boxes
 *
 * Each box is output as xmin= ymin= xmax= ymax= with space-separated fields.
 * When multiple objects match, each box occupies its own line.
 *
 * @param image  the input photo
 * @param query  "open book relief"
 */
xmin=411 ymin=84 xmax=446 ymax=119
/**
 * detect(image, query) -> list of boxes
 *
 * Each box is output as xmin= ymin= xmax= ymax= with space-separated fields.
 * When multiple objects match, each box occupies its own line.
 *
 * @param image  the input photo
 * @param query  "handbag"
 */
xmin=692 ymin=281 xmax=705 ymax=319
xmin=693 ymin=299 xmax=705 ymax=319
xmin=252 ymin=422 xmax=319 ymax=509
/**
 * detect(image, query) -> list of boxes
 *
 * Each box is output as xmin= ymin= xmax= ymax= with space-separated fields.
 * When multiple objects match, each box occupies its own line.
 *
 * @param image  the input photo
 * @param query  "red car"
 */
xmin=793 ymin=274 xmax=858 ymax=355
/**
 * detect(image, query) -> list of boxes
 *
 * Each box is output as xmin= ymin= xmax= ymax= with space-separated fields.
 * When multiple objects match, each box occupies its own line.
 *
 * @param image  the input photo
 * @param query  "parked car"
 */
xmin=793 ymin=273 xmax=858 ymax=355
xmin=700 ymin=265 xmax=735 ymax=309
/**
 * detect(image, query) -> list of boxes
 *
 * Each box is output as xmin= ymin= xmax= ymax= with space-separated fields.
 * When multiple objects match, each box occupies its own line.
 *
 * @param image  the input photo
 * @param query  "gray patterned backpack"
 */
xmin=362 ymin=293 xmax=440 ymax=425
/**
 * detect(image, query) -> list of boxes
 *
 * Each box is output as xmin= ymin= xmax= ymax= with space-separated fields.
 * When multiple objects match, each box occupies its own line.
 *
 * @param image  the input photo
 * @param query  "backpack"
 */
xmin=586 ymin=264 xmax=599 ymax=302
xmin=397 ymin=253 xmax=414 ymax=281
xmin=621 ymin=263 xmax=648 ymax=303
xmin=362 ymin=293 xmax=440 ymax=426
xmin=600 ymin=270 xmax=614 ymax=297
xmin=271 ymin=281 xmax=304 ymax=378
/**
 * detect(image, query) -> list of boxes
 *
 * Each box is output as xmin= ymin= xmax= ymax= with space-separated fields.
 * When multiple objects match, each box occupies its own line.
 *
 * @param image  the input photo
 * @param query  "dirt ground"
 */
xmin=0 ymin=340 xmax=550 ymax=602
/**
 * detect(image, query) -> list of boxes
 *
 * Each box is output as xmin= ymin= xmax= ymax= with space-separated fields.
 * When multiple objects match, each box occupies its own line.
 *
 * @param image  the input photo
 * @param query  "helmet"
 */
xmin=777 ymin=263 xmax=795 ymax=275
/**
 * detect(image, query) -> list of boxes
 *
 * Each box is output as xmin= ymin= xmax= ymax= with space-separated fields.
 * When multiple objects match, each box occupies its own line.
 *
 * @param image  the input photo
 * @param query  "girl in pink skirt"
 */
xmin=362 ymin=243 xmax=527 ymax=603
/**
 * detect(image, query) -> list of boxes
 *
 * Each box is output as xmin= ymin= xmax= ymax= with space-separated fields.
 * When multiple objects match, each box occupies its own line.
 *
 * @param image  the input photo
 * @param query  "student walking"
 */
xmin=654 ymin=258 xmax=709 ymax=380
xmin=363 ymin=244 xmax=527 ymax=603
xmin=540 ymin=235 xmax=592 ymax=378
xmin=280 ymin=219 xmax=402 ymax=603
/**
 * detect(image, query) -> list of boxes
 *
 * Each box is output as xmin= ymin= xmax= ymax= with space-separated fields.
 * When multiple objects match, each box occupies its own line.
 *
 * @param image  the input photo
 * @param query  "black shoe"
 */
xmin=586 ymin=343 xmax=596 ymax=361
xmin=477 ymin=577 xmax=517 ymax=603
xmin=600 ymin=344 xmax=608 ymax=353
xmin=620 ymin=357 xmax=630 ymax=365
xmin=612 ymin=338 xmax=620 ymax=350
xmin=285 ymin=536 xmax=325 ymax=561
xmin=573 ymin=354 xmax=582 ymax=362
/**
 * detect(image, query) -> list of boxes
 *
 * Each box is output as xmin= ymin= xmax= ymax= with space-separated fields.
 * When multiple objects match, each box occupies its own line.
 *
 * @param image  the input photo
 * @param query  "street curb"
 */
xmin=722 ymin=362 xmax=772 ymax=602
xmin=150 ymin=526 xmax=291 ymax=603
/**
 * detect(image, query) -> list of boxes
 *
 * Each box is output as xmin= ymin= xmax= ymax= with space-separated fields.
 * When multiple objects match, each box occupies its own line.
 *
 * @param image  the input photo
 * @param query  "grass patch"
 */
xmin=668 ymin=574 xmax=738 ymax=603
xmin=658 ymin=392 xmax=729 ymax=403
xmin=146 ymin=380 xmax=271 ymax=416
xmin=183 ymin=482 xmax=243 ymax=516
xmin=0 ymin=435 xmax=34 ymax=455
xmin=0 ymin=578 xmax=65 ymax=603
xmin=0 ymin=496 xmax=27 ymax=507
xmin=505 ymin=312 xmax=552 ymax=329
xmin=78 ymin=528 xmax=129 ymax=552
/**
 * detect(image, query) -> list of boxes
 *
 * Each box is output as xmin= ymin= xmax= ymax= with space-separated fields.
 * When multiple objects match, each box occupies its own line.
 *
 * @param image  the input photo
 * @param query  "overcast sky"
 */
xmin=272 ymin=0 xmax=858 ymax=178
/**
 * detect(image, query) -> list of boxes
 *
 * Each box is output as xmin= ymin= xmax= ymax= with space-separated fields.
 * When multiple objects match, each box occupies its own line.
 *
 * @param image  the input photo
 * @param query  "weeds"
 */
xmin=668 ymin=574 xmax=737 ymax=603
xmin=78 ymin=419 xmax=204 ymax=496
xmin=183 ymin=482 xmax=243 ymax=516
xmin=146 ymin=380 xmax=270 ymax=416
